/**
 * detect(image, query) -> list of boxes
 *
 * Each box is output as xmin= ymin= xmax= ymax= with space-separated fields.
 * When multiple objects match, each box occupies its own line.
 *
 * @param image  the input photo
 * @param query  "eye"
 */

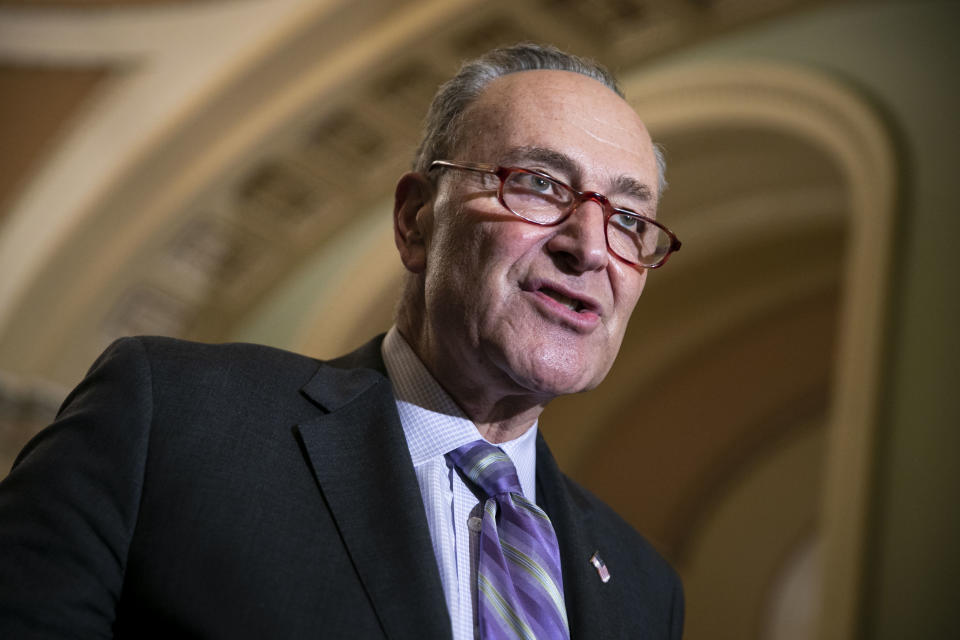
xmin=504 ymin=171 xmax=572 ymax=209
xmin=533 ymin=176 xmax=554 ymax=192
xmin=610 ymin=212 xmax=644 ymax=233
xmin=517 ymin=173 xmax=559 ymax=195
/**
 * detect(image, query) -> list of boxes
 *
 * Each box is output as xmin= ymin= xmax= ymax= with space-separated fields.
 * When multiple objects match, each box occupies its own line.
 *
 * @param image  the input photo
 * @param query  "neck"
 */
xmin=466 ymin=399 xmax=544 ymax=444
xmin=394 ymin=317 xmax=551 ymax=444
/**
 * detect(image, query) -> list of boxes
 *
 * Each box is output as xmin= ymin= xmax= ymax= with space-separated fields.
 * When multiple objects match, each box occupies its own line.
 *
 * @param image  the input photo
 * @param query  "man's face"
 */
xmin=411 ymin=70 xmax=659 ymax=402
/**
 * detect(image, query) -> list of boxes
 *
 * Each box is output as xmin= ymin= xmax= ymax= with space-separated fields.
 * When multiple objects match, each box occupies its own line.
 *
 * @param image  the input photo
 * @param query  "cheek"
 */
xmin=423 ymin=224 xmax=499 ymax=318
xmin=626 ymin=270 xmax=647 ymax=307
xmin=611 ymin=266 xmax=647 ymax=328
xmin=447 ymin=223 xmax=528 ymax=290
xmin=426 ymin=214 xmax=480 ymax=275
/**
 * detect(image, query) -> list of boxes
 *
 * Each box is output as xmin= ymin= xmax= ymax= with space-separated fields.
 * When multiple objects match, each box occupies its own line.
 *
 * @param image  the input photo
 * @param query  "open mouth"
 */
xmin=540 ymin=286 xmax=586 ymax=312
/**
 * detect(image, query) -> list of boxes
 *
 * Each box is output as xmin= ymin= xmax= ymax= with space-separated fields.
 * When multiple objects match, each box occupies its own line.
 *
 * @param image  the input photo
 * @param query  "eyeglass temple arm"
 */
xmin=430 ymin=160 xmax=499 ymax=173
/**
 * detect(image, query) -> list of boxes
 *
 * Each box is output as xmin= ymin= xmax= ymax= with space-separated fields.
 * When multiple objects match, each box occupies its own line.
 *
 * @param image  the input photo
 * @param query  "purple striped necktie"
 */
xmin=447 ymin=440 xmax=570 ymax=640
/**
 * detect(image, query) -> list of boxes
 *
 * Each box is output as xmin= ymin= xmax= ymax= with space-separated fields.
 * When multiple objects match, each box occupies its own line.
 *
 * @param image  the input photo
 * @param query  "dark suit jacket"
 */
xmin=0 ymin=335 xmax=683 ymax=639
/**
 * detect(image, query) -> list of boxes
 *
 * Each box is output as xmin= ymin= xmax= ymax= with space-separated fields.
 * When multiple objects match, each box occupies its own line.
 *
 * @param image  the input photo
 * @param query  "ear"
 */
xmin=393 ymin=172 xmax=433 ymax=274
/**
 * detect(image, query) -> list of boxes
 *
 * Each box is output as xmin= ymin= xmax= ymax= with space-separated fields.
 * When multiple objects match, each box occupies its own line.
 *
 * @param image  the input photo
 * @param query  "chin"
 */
xmin=526 ymin=373 xmax=603 ymax=399
xmin=511 ymin=352 xmax=610 ymax=398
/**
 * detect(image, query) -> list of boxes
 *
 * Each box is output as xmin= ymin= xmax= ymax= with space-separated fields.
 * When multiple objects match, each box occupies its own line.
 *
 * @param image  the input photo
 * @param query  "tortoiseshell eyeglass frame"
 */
xmin=429 ymin=159 xmax=681 ymax=269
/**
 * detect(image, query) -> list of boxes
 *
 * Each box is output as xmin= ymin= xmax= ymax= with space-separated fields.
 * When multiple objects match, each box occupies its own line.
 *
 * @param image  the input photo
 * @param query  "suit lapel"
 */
xmin=296 ymin=340 xmax=451 ymax=640
xmin=536 ymin=433 xmax=617 ymax=640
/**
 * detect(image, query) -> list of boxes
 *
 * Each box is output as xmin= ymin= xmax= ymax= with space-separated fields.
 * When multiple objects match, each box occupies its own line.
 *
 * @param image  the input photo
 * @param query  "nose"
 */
xmin=545 ymin=197 xmax=609 ymax=273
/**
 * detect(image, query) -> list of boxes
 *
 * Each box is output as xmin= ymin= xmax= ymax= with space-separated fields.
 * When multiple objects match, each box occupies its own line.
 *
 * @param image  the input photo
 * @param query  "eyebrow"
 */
xmin=500 ymin=146 xmax=578 ymax=179
xmin=610 ymin=174 xmax=653 ymax=203
xmin=500 ymin=145 xmax=654 ymax=204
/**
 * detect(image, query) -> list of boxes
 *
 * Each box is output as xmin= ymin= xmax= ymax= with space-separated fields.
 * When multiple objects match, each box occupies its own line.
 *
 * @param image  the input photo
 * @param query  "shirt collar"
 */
xmin=382 ymin=326 xmax=539 ymax=501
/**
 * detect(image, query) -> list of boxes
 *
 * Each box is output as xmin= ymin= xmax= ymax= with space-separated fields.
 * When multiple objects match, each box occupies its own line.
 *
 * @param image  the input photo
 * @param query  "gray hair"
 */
xmin=412 ymin=42 xmax=666 ymax=195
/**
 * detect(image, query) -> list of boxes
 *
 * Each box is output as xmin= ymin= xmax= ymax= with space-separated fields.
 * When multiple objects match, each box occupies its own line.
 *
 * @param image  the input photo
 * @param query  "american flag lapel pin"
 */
xmin=589 ymin=551 xmax=611 ymax=583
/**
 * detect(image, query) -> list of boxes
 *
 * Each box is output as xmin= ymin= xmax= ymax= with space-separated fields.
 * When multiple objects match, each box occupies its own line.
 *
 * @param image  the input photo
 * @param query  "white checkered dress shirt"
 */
xmin=381 ymin=326 xmax=538 ymax=640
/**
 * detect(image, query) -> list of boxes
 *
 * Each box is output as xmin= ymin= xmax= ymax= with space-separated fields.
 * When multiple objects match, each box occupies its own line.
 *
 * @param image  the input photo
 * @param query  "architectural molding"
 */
xmin=620 ymin=60 xmax=896 ymax=639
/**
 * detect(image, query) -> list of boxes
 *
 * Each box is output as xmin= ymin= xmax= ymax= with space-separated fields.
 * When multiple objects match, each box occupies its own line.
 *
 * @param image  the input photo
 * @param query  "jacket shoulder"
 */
xmin=72 ymin=336 xmax=330 ymax=429
xmin=112 ymin=335 xmax=319 ymax=371
xmin=109 ymin=335 xmax=319 ymax=388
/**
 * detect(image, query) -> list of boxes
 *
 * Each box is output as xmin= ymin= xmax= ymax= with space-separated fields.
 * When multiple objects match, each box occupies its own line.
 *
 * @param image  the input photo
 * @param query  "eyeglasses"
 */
xmin=429 ymin=160 xmax=681 ymax=268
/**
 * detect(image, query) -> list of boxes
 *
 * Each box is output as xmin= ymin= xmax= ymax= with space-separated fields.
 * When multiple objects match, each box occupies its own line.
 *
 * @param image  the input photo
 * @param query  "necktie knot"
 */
xmin=447 ymin=439 xmax=523 ymax=499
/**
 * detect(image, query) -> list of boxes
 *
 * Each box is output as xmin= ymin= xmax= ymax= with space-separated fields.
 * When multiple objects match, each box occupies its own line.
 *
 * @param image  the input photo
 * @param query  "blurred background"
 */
xmin=0 ymin=0 xmax=956 ymax=637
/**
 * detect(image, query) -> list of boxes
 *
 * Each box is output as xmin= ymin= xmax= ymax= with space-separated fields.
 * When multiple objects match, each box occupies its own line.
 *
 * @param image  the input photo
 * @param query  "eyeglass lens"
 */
xmin=501 ymin=171 xmax=669 ymax=267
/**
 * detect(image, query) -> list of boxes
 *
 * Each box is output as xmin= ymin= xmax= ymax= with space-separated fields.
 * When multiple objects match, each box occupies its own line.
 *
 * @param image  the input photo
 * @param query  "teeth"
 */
xmin=543 ymin=289 xmax=580 ymax=311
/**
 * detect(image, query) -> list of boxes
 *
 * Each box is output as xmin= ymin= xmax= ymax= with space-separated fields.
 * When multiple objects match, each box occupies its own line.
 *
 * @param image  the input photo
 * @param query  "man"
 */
xmin=0 ymin=44 xmax=683 ymax=639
